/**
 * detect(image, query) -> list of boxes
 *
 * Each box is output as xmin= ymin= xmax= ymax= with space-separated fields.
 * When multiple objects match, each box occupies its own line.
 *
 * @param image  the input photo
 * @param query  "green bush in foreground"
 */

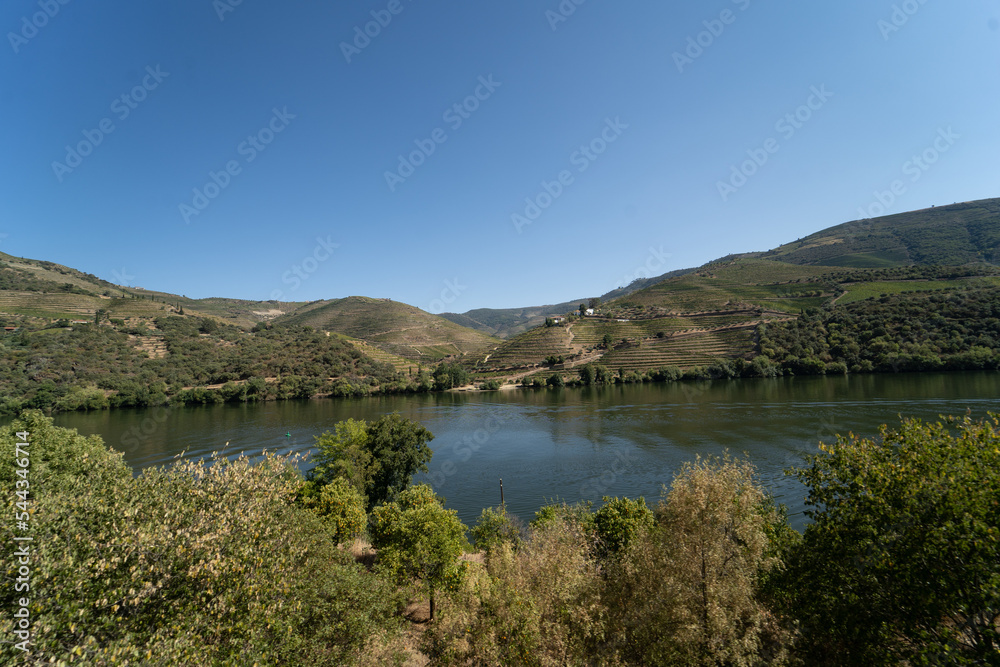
xmin=592 ymin=495 xmax=654 ymax=559
xmin=784 ymin=413 xmax=1000 ymax=666
xmin=0 ymin=411 xmax=402 ymax=666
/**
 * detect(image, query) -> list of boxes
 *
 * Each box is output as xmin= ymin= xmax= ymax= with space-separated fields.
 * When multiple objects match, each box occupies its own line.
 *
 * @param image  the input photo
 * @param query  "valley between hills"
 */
xmin=2 ymin=197 xmax=999 ymax=413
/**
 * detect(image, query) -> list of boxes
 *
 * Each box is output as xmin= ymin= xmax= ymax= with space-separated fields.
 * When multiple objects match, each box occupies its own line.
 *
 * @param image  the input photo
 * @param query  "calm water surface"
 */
xmin=53 ymin=372 xmax=1000 ymax=531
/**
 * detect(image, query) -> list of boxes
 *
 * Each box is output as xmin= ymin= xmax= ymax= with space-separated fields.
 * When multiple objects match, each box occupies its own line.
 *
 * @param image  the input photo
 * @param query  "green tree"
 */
xmin=592 ymin=495 xmax=653 ymax=559
xmin=301 ymin=477 xmax=367 ymax=545
xmin=311 ymin=414 xmax=434 ymax=510
xmin=365 ymin=413 xmax=434 ymax=509
xmin=311 ymin=418 xmax=374 ymax=495
xmin=433 ymin=363 xmax=470 ymax=390
xmin=784 ymin=414 xmax=1000 ymax=665
xmin=370 ymin=484 xmax=468 ymax=621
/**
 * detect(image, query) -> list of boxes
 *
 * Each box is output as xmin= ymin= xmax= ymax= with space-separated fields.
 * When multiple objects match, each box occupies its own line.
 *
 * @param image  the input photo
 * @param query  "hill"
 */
xmin=0 ymin=251 xmax=308 ymax=328
xmin=275 ymin=296 xmax=499 ymax=363
xmin=754 ymin=198 xmax=1000 ymax=267
xmin=4 ymin=196 xmax=999 ymax=399
xmin=466 ymin=198 xmax=1000 ymax=383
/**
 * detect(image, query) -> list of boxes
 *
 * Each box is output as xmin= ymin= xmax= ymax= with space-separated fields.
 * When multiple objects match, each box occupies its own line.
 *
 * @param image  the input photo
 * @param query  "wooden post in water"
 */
xmin=500 ymin=477 xmax=504 ymax=505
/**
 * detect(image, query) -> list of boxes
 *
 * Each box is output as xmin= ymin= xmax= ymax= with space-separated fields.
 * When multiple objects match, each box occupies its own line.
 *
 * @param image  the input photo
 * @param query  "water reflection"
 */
xmin=50 ymin=372 xmax=1000 ymax=532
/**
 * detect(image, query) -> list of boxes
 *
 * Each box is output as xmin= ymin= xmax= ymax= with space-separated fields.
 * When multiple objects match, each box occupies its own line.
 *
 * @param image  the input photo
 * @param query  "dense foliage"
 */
xmin=433 ymin=363 xmax=470 ymax=390
xmin=299 ymin=477 xmax=368 ymax=545
xmin=782 ymin=414 xmax=1000 ymax=665
xmin=762 ymin=287 xmax=1000 ymax=374
xmin=370 ymin=484 xmax=469 ymax=621
xmin=0 ymin=318 xmax=406 ymax=415
xmin=308 ymin=413 xmax=435 ymax=510
xmin=0 ymin=412 xmax=403 ymax=666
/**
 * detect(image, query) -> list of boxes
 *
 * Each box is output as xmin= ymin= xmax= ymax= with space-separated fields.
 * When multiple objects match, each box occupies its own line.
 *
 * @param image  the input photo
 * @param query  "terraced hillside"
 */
xmin=600 ymin=328 xmax=756 ymax=371
xmin=277 ymin=296 xmax=499 ymax=363
xmin=470 ymin=324 xmax=574 ymax=370
xmin=0 ymin=252 xmax=306 ymax=327
xmin=343 ymin=337 xmax=419 ymax=376
xmin=617 ymin=258 xmax=841 ymax=314
xmin=470 ymin=307 xmax=786 ymax=379
xmin=440 ymin=300 xmax=583 ymax=339
xmin=567 ymin=311 xmax=775 ymax=348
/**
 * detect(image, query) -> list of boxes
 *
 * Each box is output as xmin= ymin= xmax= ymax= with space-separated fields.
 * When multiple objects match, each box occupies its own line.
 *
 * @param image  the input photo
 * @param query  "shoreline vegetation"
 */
xmin=3 ymin=278 xmax=1000 ymax=416
xmin=3 ymin=409 xmax=998 ymax=665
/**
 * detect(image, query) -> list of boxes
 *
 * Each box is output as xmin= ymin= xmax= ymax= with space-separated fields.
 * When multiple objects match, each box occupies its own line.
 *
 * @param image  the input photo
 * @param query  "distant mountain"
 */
xmin=439 ymin=301 xmax=583 ymax=339
xmin=274 ymin=296 xmax=499 ymax=363
xmin=753 ymin=198 xmax=1000 ymax=267
xmin=440 ymin=269 xmax=697 ymax=339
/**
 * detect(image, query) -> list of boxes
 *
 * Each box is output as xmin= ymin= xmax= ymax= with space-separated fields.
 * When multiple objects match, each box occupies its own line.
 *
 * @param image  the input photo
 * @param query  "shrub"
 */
xmin=783 ymin=414 xmax=1000 ymax=665
xmin=426 ymin=515 xmax=604 ymax=666
xmin=53 ymin=384 xmax=109 ymax=411
xmin=301 ymin=477 xmax=367 ymax=545
xmin=472 ymin=504 xmax=525 ymax=553
xmin=0 ymin=411 xmax=403 ymax=666
xmin=604 ymin=454 xmax=786 ymax=666
xmin=592 ymin=495 xmax=653 ymax=559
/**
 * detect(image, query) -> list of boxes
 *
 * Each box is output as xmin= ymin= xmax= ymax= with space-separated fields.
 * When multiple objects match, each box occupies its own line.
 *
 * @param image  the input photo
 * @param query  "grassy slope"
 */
xmin=756 ymin=198 xmax=1000 ymax=267
xmin=276 ymin=296 xmax=500 ymax=363
xmin=0 ymin=251 xmax=307 ymax=328
xmin=618 ymin=258 xmax=843 ymax=313
xmin=837 ymin=276 xmax=1000 ymax=305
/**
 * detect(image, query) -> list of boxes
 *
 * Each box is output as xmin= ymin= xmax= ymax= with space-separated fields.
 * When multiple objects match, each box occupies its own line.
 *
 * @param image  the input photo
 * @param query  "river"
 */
xmin=52 ymin=372 xmax=1000 ymax=531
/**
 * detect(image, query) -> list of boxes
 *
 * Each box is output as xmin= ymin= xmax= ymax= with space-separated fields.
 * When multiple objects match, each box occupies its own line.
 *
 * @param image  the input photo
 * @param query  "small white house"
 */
xmin=585 ymin=309 xmax=595 ymax=316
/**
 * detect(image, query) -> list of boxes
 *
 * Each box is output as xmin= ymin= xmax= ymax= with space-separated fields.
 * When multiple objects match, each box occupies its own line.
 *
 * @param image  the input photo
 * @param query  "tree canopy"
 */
xmin=369 ymin=484 xmax=469 ymax=621
xmin=784 ymin=413 xmax=1000 ymax=665
xmin=310 ymin=412 xmax=434 ymax=510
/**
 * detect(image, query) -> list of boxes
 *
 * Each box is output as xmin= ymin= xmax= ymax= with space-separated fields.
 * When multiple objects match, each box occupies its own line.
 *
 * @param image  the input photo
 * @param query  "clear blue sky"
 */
xmin=2 ymin=1 xmax=998 ymax=312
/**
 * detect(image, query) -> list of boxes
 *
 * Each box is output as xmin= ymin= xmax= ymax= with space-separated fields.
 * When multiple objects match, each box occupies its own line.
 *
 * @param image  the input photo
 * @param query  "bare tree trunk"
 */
xmin=430 ymin=588 xmax=435 ymax=622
